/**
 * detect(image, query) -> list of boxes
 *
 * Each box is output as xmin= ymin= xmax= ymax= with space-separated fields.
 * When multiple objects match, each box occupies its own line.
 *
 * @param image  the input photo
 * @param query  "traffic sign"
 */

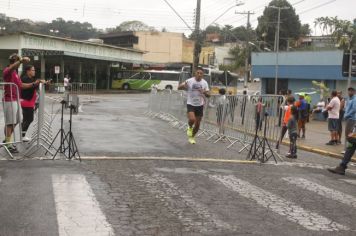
xmin=55 ymin=66 xmax=60 ymax=74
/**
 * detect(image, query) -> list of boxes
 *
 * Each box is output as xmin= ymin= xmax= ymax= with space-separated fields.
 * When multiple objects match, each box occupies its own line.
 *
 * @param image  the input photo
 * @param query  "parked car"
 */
xmin=253 ymin=78 xmax=260 ymax=82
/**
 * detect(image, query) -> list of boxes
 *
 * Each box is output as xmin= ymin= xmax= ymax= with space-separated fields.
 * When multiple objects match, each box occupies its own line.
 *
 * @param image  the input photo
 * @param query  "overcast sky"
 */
xmin=0 ymin=0 xmax=355 ymax=35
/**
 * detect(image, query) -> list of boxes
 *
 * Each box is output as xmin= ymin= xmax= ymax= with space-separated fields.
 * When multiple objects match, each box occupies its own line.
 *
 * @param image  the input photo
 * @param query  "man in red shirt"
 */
xmin=2 ymin=53 xmax=39 ymax=153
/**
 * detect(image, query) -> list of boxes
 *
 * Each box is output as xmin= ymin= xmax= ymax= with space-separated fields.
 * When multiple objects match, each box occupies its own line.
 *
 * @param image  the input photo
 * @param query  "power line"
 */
xmin=206 ymin=1 xmax=244 ymax=28
xmin=162 ymin=0 xmax=194 ymax=32
xmin=298 ymin=0 xmax=337 ymax=15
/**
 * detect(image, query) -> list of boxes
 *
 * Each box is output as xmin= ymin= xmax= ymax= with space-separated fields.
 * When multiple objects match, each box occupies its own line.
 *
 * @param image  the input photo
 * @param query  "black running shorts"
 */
xmin=187 ymin=104 xmax=204 ymax=117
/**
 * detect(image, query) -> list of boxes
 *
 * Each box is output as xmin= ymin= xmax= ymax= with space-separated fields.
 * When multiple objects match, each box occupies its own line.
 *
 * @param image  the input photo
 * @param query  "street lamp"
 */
xmin=248 ymin=41 xmax=272 ymax=52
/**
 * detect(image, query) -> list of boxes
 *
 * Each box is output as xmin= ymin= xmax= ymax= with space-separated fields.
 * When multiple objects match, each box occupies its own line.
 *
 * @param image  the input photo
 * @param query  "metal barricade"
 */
xmin=70 ymin=82 xmax=96 ymax=95
xmin=23 ymin=83 xmax=58 ymax=158
xmin=146 ymin=90 xmax=285 ymax=162
xmin=0 ymin=82 xmax=22 ymax=159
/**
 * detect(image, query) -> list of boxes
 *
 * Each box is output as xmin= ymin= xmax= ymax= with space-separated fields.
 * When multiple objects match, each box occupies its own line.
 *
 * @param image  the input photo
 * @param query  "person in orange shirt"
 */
xmin=276 ymin=96 xmax=295 ymax=149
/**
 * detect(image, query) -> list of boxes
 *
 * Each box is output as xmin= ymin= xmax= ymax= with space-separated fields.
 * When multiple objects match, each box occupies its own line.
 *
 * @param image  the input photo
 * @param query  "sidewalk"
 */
xmin=283 ymin=119 xmax=356 ymax=162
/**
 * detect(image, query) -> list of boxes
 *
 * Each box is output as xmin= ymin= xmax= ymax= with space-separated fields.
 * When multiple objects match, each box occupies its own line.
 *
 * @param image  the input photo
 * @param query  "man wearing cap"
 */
xmin=328 ymin=87 xmax=356 ymax=175
xmin=2 ymin=53 xmax=39 ymax=153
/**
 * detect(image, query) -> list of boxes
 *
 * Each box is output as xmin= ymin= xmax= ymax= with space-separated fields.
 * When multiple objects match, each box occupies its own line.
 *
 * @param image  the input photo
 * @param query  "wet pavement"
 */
xmin=1 ymin=160 xmax=356 ymax=235
xmin=1 ymin=93 xmax=356 ymax=236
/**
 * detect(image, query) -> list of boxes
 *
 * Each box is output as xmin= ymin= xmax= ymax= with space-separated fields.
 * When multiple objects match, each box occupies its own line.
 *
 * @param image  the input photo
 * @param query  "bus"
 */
xmin=203 ymin=68 xmax=239 ymax=95
xmin=112 ymin=70 xmax=191 ymax=90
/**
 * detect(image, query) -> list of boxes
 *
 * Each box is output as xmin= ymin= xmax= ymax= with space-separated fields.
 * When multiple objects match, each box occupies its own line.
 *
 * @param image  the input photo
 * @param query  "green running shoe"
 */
xmin=187 ymin=127 xmax=193 ymax=137
xmin=188 ymin=137 xmax=196 ymax=144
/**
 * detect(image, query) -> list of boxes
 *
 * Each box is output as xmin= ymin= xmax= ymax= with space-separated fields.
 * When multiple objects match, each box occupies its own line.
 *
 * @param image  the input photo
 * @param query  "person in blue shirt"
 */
xmin=295 ymin=93 xmax=308 ymax=139
xmin=328 ymin=87 xmax=356 ymax=175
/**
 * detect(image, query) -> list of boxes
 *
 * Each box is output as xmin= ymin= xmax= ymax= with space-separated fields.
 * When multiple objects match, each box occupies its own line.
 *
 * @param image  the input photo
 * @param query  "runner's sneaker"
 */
xmin=188 ymin=137 xmax=196 ymax=144
xmin=22 ymin=136 xmax=31 ymax=142
xmin=187 ymin=127 xmax=193 ymax=137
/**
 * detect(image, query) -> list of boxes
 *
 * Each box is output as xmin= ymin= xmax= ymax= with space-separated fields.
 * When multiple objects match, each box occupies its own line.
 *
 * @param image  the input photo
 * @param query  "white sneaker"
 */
xmin=22 ymin=137 xmax=31 ymax=142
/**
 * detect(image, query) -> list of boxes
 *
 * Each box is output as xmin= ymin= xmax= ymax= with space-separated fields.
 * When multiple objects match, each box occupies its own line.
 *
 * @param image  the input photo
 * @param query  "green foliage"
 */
xmin=256 ymin=0 xmax=301 ymax=50
xmin=300 ymin=24 xmax=311 ymax=36
xmin=106 ymin=21 xmax=156 ymax=33
xmin=0 ymin=15 xmax=98 ymax=40
xmin=227 ymin=46 xmax=247 ymax=70
xmin=189 ymin=24 xmax=256 ymax=44
xmin=314 ymin=16 xmax=356 ymax=49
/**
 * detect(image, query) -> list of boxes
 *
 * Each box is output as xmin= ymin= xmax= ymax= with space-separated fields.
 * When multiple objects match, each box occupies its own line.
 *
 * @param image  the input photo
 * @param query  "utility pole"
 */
xmin=348 ymin=50 xmax=353 ymax=89
xmin=193 ymin=0 xmax=202 ymax=74
xmin=268 ymin=6 xmax=290 ymax=94
xmin=236 ymin=11 xmax=254 ymax=88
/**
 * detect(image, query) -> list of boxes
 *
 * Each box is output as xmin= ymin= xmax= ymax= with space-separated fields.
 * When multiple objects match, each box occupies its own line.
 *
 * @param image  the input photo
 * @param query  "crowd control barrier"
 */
xmin=70 ymin=82 xmax=96 ymax=95
xmin=147 ymin=90 xmax=286 ymax=162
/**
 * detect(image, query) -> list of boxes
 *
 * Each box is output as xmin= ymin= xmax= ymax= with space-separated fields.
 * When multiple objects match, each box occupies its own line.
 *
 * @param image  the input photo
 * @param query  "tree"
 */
xmin=113 ymin=20 xmax=156 ymax=32
xmin=314 ymin=16 xmax=356 ymax=49
xmin=256 ymin=0 xmax=301 ymax=50
xmin=300 ymin=24 xmax=311 ymax=36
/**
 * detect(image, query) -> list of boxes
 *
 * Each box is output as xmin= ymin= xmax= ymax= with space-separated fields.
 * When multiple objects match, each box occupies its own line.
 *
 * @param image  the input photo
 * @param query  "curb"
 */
xmin=282 ymin=141 xmax=356 ymax=162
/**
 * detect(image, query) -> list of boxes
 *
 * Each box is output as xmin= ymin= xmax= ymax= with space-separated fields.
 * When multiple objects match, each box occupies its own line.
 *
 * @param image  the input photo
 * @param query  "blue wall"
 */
xmin=261 ymin=78 xmax=337 ymax=106
xmin=252 ymin=50 xmax=356 ymax=81
xmin=253 ymin=65 xmax=344 ymax=80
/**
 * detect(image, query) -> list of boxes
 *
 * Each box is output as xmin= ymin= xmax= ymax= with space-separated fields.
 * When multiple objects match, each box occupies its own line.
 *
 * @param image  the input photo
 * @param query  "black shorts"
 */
xmin=187 ymin=104 xmax=204 ymax=117
xmin=328 ymin=118 xmax=339 ymax=131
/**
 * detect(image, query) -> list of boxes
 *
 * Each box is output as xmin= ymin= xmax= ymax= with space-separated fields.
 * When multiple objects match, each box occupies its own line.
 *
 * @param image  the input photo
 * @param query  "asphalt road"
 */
xmin=1 ymin=93 xmax=356 ymax=236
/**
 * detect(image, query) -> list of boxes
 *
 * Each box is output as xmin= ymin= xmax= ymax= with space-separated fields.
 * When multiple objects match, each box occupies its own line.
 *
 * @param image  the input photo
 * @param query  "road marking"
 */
xmin=210 ymin=175 xmax=348 ymax=231
xmin=81 ymin=156 xmax=257 ymax=164
xmin=283 ymin=177 xmax=356 ymax=209
xmin=52 ymin=174 xmax=114 ymax=236
xmin=155 ymin=167 xmax=208 ymax=174
xmin=135 ymin=173 xmax=235 ymax=232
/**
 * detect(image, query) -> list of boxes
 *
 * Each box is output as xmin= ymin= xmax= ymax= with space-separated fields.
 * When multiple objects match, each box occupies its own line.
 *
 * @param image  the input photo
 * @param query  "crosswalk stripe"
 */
xmin=210 ymin=175 xmax=348 ymax=232
xmin=135 ymin=173 xmax=235 ymax=232
xmin=340 ymin=179 xmax=356 ymax=185
xmin=52 ymin=174 xmax=114 ymax=236
xmin=283 ymin=177 xmax=356 ymax=209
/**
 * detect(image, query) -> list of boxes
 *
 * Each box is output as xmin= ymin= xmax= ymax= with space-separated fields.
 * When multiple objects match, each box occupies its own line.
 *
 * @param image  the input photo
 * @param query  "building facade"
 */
xmin=252 ymin=50 xmax=356 ymax=105
xmin=100 ymin=31 xmax=194 ymax=68
xmin=0 ymin=32 xmax=144 ymax=89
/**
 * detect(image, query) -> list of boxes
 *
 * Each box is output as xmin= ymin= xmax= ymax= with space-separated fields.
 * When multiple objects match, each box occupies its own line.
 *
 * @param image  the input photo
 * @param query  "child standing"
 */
xmin=286 ymin=106 xmax=298 ymax=158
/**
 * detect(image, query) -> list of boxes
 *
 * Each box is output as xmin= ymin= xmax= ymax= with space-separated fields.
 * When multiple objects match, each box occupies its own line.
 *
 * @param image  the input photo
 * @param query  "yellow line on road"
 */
xmin=81 ymin=156 xmax=258 ymax=164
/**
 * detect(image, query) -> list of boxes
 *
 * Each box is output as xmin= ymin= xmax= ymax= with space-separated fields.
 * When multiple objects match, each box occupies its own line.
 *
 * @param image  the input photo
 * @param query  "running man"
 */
xmin=178 ymin=67 xmax=210 ymax=144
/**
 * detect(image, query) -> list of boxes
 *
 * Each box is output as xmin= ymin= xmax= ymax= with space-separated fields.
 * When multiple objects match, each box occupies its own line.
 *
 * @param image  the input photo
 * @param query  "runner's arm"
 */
xmin=178 ymin=80 xmax=188 ymax=90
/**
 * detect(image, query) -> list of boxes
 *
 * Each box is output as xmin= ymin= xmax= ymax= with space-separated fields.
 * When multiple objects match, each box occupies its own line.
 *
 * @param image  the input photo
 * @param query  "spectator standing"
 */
xmin=326 ymin=90 xmax=341 ymax=145
xmin=337 ymin=91 xmax=345 ymax=144
xmin=295 ymin=93 xmax=308 ymax=138
xmin=20 ymin=65 xmax=47 ymax=142
xmin=276 ymin=96 xmax=295 ymax=149
xmin=2 ymin=53 xmax=35 ymax=153
xmin=305 ymin=93 xmax=312 ymax=122
xmin=286 ymin=106 xmax=298 ymax=159
xmin=341 ymin=87 xmax=356 ymax=153
xmin=64 ymin=74 xmax=70 ymax=91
